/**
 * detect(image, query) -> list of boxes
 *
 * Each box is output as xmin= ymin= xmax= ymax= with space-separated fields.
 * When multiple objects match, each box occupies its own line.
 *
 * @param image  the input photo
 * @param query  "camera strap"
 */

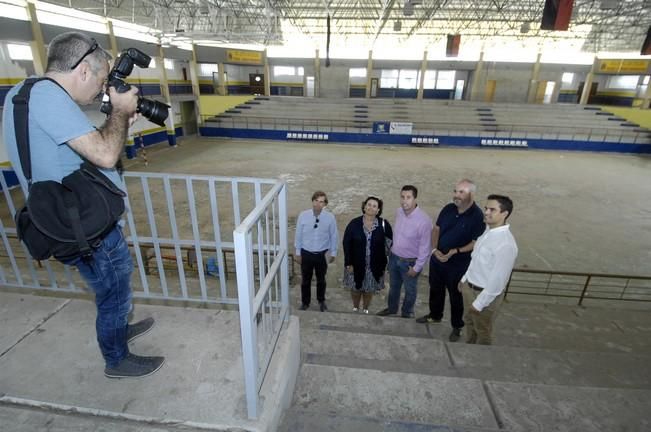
xmin=12 ymin=77 xmax=69 ymax=185
xmin=12 ymin=77 xmax=93 ymax=259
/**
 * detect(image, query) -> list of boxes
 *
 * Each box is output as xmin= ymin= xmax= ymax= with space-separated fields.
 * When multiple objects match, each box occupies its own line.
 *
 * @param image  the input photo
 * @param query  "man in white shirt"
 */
xmin=460 ymin=194 xmax=518 ymax=345
xmin=295 ymin=191 xmax=338 ymax=312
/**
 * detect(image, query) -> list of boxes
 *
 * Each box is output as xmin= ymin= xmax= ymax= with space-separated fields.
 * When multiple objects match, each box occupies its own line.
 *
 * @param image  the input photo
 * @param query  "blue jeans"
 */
xmin=387 ymin=253 xmax=420 ymax=315
xmin=65 ymin=227 xmax=133 ymax=367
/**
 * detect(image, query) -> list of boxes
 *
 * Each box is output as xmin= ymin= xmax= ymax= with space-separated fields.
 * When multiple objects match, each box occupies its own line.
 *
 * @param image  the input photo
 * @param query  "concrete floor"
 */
xmin=125 ymin=137 xmax=651 ymax=277
xmin=2 ymin=136 xmax=651 ymax=431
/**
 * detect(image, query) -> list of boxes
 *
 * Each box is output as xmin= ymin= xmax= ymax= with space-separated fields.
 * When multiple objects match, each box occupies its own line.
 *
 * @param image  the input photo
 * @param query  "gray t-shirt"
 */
xmin=2 ymin=78 xmax=123 ymax=192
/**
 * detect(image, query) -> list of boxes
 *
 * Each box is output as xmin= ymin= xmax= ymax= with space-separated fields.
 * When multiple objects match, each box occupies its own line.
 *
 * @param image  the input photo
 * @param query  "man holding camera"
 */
xmin=2 ymin=32 xmax=164 ymax=378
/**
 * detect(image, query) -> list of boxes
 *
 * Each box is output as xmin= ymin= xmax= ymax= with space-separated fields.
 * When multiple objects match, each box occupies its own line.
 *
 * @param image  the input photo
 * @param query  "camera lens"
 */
xmin=137 ymin=97 xmax=169 ymax=127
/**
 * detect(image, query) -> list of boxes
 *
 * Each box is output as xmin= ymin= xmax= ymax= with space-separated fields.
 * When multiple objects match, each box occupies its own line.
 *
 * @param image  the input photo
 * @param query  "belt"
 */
xmin=468 ymin=282 xmax=483 ymax=292
xmin=301 ymin=249 xmax=327 ymax=255
xmin=393 ymin=254 xmax=416 ymax=262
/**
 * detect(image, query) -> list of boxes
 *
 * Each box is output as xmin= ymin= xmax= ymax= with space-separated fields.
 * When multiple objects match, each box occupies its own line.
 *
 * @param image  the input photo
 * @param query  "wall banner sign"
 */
xmin=226 ymin=50 xmax=263 ymax=65
xmin=598 ymin=59 xmax=650 ymax=74
xmin=389 ymin=122 xmax=413 ymax=135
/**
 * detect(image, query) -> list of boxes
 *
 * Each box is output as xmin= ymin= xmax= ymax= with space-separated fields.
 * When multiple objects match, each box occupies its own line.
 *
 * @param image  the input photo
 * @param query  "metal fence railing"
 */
xmin=0 ymin=169 xmax=278 ymax=304
xmin=505 ymin=268 xmax=651 ymax=305
xmin=0 ymin=168 xmax=289 ymax=420
xmin=233 ymin=180 xmax=289 ymax=419
xmin=203 ymin=115 xmax=651 ymax=145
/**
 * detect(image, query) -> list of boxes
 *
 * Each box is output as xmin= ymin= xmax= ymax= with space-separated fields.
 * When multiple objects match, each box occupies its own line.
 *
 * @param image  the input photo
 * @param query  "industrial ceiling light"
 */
xmin=520 ymin=22 xmax=531 ymax=33
xmin=394 ymin=20 xmax=402 ymax=31
xmin=403 ymin=1 xmax=414 ymax=16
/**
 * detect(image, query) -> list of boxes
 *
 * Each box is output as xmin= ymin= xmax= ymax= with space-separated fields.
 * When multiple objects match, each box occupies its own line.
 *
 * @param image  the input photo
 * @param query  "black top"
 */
xmin=343 ymin=216 xmax=393 ymax=289
xmin=433 ymin=202 xmax=485 ymax=269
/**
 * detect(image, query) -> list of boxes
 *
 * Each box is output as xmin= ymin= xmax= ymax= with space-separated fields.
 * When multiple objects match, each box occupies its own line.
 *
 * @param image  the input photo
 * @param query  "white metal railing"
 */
xmin=0 ymin=168 xmax=289 ymax=420
xmin=204 ymin=116 xmax=651 ymax=145
xmin=233 ymin=180 xmax=289 ymax=419
xmin=0 ymin=169 xmax=278 ymax=304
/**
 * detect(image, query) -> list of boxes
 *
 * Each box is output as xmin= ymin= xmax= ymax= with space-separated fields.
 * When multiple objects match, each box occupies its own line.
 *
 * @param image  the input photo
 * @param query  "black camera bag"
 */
xmin=12 ymin=77 xmax=126 ymax=262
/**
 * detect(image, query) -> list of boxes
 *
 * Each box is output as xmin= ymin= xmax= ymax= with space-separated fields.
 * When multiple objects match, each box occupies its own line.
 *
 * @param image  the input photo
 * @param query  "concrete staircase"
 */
xmin=278 ymin=303 xmax=651 ymax=431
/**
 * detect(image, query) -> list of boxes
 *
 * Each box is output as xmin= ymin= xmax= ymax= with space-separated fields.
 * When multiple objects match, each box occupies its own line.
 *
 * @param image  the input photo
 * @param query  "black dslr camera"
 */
xmin=100 ymin=48 xmax=169 ymax=127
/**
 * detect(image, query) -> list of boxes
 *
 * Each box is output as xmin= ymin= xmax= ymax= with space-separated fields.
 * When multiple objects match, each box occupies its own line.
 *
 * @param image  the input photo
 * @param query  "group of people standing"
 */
xmin=294 ymin=180 xmax=518 ymax=345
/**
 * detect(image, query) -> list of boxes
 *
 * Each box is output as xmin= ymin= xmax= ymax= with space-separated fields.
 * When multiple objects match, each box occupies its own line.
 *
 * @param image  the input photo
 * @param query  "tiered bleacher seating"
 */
xmin=205 ymin=96 xmax=651 ymax=148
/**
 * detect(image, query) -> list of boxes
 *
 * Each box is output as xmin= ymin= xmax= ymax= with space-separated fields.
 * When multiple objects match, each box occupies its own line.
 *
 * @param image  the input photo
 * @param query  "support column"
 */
xmin=190 ymin=44 xmax=203 ymax=128
xmin=26 ymin=2 xmax=46 ymax=75
xmin=526 ymin=52 xmax=542 ymax=103
xmin=417 ymin=50 xmax=427 ymax=100
xmin=218 ymin=62 xmax=227 ymax=95
xmin=314 ymin=49 xmax=320 ymax=98
xmin=469 ymin=51 xmax=484 ymax=101
xmin=157 ymin=45 xmax=177 ymax=147
xmin=579 ymin=57 xmax=597 ymax=105
xmin=106 ymin=20 xmax=119 ymax=58
xmin=551 ymin=80 xmax=561 ymax=104
xmin=365 ymin=50 xmax=373 ymax=98
xmin=641 ymin=79 xmax=651 ymax=109
xmin=263 ymin=49 xmax=271 ymax=96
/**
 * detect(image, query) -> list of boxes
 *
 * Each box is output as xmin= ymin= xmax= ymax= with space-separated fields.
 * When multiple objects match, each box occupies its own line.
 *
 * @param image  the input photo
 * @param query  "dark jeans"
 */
xmin=65 ymin=227 xmax=133 ymax=368
xmin=428 ymin=257 xmax=466 ymax=329
xmin=300 ymin=249 xmax=327 ymax=306
xmin=387 ymin=253 xmax=419 ymax=316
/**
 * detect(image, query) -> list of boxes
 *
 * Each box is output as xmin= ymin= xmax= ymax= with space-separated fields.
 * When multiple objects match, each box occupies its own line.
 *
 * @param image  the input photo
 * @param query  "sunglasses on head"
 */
xmin=70 ymin=39 xmax=99 ymax=70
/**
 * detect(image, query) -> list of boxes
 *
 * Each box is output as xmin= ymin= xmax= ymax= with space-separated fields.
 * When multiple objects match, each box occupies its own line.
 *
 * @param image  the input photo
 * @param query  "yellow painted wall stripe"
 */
xmin=601 ymin=107 xmax=651 ymax=129
xmin=198 ymin=95 xmax=256 ymax=116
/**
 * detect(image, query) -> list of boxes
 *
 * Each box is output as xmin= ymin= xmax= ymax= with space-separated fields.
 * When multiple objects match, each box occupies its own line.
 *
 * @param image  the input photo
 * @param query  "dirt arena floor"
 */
xmin=123 ymin=137 xmax=651 ymax=279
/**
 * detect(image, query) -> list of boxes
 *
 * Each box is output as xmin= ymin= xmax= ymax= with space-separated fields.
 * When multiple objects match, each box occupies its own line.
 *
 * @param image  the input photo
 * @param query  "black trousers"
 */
xmin=300 ymin=249 xmax=327 ymax=306
xmin=428 ymin=258 xmax=467 ymax=329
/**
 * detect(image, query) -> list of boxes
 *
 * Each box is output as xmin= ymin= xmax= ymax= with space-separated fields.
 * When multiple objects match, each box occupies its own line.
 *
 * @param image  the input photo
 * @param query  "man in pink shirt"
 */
xmin=377 ymin=185 xmax=433 ymax=318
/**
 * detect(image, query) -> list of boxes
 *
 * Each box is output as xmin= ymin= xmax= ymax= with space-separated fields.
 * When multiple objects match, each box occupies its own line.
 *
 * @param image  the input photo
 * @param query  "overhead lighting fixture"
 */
xmin=520 ymin=22 xmax=531 ymax=33
xmin=394 ymin=20 xmax=402 ymax=31
xmin=403 ymin=1 xmax=414 ymax=16
xmin=600 ymin=0 xmax=618 ymax=9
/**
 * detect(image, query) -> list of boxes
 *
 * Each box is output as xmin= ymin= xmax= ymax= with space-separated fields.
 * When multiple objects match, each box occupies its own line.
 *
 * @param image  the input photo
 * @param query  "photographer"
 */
xmin=2 ymin=32 xmax=164 ymax=379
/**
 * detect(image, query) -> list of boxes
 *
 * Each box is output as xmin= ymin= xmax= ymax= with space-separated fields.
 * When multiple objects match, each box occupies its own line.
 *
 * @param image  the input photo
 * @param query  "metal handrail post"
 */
xmin=278 ymin=184 xmax=290 ymax=320
xmin=504 ymin=272 xmax=513 ymax=300
xmin=234 ymin=229 xmax=259 ymax=419
xmin=578 ymin=275 xmax=592 ymax=306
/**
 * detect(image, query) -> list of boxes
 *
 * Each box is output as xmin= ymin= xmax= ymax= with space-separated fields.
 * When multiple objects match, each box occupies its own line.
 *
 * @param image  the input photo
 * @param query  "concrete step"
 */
xmin=292 ymin=364 xmax=499 ymax=430
xmin=294 ymin=302 xmax=651 ymax=355
xmin=301 ymin=327 xmax=651 ymax=389
xmin=292 ymin=364 xmax=651 ymax=432
xmin=278 ymin=406 xmax=505 ymax=432
xmin=486 ymin=381 xmax=651 ymax=432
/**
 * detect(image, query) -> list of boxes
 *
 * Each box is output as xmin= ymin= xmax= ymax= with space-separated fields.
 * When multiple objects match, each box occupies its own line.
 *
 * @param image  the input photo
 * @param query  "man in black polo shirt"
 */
xmin=416 ymin=179 xmax=485 ymax=342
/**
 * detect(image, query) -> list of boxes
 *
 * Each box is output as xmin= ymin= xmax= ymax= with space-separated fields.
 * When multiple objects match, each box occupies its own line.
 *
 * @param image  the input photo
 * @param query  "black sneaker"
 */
xmin=449 ymin=328 xmax=462 ymax=342
xmin=104 ymin=353 xmax=165 ymax=379
xmin=126 ymin=317 xmax=155 ymax=343
xmin=376 ymin=308 xmax=395 ymax=316
xmin=319 ymin=301 xmax=328 ymax=312
xmin=401 ymin=312 xmax=415 ymax=318
xmin=416 ymin=315 xmax=442 ymax=324
xmin=299 ymin=303 xmax=309 ymax=311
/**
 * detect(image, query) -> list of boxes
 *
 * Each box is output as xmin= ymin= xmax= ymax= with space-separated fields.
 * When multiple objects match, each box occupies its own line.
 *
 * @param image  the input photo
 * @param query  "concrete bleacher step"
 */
xmin=286 ymin=363 xmax=651 ymax=431
xmin=290 ymin=363 xmax=500 ymax=429
xmin=278 ymin=406 xmax=502 ymax=432
xmin=296 ymin=306 xmax=651 ymax=355
xmin=300 ymin=326 xmax=651 ymax=389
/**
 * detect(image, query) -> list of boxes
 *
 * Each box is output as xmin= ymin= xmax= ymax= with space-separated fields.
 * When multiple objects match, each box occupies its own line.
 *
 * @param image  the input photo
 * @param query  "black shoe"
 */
xmin=104 ymin=353 xmax=165 ymax=379
xmin=401 ymin=312 xmax=415 ymax=318
xmin=376 ymin=308 xmax=395 ymax=316
xmin=126 ymin=317 xmax=155 ymax=343
xmin=449 ymin=328 xmax=462 ymax=342
xmin=416 ymin=315 xmax=442 ymax=324
xmin=319 ymin=301 xmax=328 ymax=312
xmin=299 ymin=304 xmax=309 ymax=311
